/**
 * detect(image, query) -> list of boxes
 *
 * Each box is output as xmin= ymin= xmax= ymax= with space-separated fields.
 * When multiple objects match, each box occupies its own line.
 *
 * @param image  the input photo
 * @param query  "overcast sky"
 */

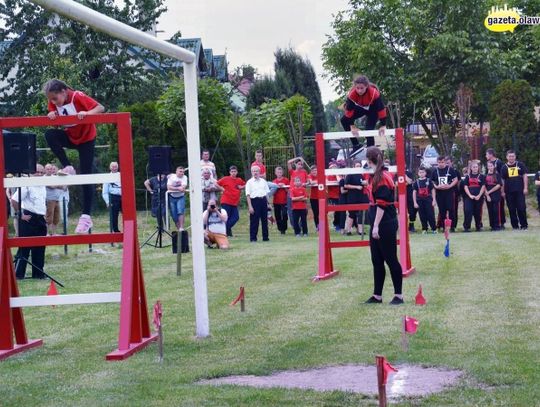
xmin=154 ymin=0 xmax=350 ymax=103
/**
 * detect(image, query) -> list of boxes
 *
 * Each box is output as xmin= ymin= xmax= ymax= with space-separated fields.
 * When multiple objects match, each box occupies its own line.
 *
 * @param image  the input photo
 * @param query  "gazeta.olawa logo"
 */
xmin=485 ymin=4 xmax=540 ymax=32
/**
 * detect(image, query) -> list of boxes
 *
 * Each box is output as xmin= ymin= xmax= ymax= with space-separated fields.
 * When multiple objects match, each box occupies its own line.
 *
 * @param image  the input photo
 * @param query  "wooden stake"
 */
xmin=375 ymin=355 xmax=387 ymax=407
xmin=157 ymin=324 xmax=163 ymax=362
xmin=240 ymin=297 xmax=245 ymax=312
xmin=401 ymin=315 xmax=408 ymax=352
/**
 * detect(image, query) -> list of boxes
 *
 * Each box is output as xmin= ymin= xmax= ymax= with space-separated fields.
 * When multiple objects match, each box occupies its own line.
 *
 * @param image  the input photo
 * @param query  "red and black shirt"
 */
xmin=413 ymin=178 xmax=433 ymax=200
xmin=344 ymin=84 xmax=387 ymax=126
xmin=485 ymin=172 xmax=502 ymax=201
xmin=463 ymin=174 xmax=485 ymax=196
xmin=369 ymin=169 xmax=396 ymax=223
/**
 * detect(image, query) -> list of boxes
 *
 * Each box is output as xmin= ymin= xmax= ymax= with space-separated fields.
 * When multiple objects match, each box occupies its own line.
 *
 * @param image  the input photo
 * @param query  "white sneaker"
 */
xmin=75 ymin=214 xmax=93 ymax=234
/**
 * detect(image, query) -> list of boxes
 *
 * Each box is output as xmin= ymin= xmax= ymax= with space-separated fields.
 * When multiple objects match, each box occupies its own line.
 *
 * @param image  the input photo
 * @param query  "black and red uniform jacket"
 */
xmin=369 ymin=169 xmax=396 ymax=224
xmin=344 ymin=84 xmax=387 ymax=125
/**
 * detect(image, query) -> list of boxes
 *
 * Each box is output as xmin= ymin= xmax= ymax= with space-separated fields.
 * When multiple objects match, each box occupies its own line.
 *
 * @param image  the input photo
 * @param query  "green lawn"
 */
xmin=1 ymin=208 xmax=539 ymax=406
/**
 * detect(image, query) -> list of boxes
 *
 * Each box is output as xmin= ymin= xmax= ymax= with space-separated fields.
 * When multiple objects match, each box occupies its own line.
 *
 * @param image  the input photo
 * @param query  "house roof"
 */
xmin=202 ymin=48 xmax=215 ymax=78
xmin=169 ymin=38 xmax=207 ymax=72
xmin=213 ymin=55 xmax=228 ymax=82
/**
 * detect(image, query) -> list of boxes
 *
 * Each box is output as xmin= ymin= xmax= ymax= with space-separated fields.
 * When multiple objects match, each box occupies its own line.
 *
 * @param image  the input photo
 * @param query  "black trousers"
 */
xmin=292 ymin=209 xmax=308 ymax=235
xmin=45 ymin=129 xmax=95 ymax=215
xmin=500 ymin=197 xmax=507 ymax=225
xmin=15 ymin=211 xmax=47 ymax=279
xmin=370 ymin=218 xmax=402 ymax=296
xmin=436 ymin=191 xmax=455 ymax=228
xmin=221 ymin=204 xmax=239 ymax=237
xmin=505 ymin=191 xmax=527 ymax=229
xmin=486 ymin=198 xmax=501 ymax=230
xmin=417 ymin=198 xmax=436 ymax=231
xmin=109 ymin=194 xmax=122 ymax=232
xmin=407 ymin=190 xmax=417 ymax=222
xmin=340 ymin=105 xmax=377 ymax=148
xmin=274 ymin=203 xmax=288 ymax=233
xmin=249 ymin=197 xmax=268 ymax=241
xmin=310 ymin=199 xmax=319 ymax=229
xmin=452 ymin=189 xmax=459 ymax=229
xmin=463 ymin=197 xmax=484 ymax=230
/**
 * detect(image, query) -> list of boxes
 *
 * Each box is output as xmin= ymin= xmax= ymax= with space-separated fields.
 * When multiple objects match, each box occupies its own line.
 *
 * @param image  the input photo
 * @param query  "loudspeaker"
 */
xmin=3 ymin=131 xmax=36 ymax=174
xmin=148 ymin=145 xmax=172 ymax=175
xmin=171 ymin=230 xmax=189 ymax=254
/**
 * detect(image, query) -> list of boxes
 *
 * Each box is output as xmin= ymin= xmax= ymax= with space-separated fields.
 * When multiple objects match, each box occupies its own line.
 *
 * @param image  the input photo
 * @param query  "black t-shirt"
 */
xmin=463 ymin=174 xmax=485 ymax=196
xmin=405 ymin=170 xmax=414 ymax=195
xmin=149 ymin=176 xmax=167 ymax=203
xmin=413 ymin=178 xmax=433 ymax=200
xmin=489 ymin=158 xmax=504 ymax=174
xmin=501 ymin=161 xmax=527 ymax=193
xmin=338 ymin=178 xmax=348 ymax=204
xmin=485 ymin=172 xmax=502 ymax=201
xmin=345 ymin=174 xmax=368 ymax=203
xmin=430 ymin=166 xmax=459 ymax=193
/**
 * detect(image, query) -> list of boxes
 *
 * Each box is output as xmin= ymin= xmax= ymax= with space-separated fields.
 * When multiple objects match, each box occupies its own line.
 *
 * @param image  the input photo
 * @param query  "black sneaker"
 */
xmin=364 ymin=296 xmax=382 ymax=304
xmin=389 ymin=296 xmax=404 ymax=305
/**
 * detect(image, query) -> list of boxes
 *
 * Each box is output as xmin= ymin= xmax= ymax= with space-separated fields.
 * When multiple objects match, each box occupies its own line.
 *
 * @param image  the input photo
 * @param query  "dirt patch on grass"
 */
xmin=199 ymin=364 xmax=463 ymax=398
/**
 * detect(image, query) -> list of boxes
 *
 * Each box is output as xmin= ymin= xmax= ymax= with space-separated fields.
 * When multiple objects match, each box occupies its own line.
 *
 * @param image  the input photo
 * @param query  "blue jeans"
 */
xmin=169 ymin=195 xmax=185 ymax=223
xmin=221 ymin=204 xmax=239 ymax=236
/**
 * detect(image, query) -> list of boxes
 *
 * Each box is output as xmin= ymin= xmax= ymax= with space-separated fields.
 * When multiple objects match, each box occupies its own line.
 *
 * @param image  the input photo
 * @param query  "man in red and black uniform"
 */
xmin=431 ymin=156 xmax=459 ymax=231
xmin=501 ymin=150 xmax=528 ymax=230
xmin=486 ymin=148 xmax=506 ymax=228
xmin=217 ymin=166 xmax=246 ymax=237
xmin=340 ymin=75 xmax=387 ymax=156
xmin=272 ymin=166 xmax=289 ymax=234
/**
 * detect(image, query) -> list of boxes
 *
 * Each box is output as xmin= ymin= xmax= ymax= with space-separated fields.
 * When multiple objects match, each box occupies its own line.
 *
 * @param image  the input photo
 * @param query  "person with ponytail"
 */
xmin=43 ymin=79 xmax=105 ymax=234
xmin=364 ymin=147 xmax=403 ymax=305
xmin=340 ymin=75 xmax=387 ymax=157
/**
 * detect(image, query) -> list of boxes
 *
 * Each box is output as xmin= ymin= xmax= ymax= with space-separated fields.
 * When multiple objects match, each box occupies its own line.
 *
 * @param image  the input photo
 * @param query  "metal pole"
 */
xmin=62 ymin=196 xmax=67 ymax=255
xmin=184 ymin=62 xmax=210 ymax=337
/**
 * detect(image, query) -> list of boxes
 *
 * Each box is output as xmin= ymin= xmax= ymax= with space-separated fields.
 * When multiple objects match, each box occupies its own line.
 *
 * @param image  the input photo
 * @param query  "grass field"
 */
xmin=1 ymin=207 xmax=539 ymax=406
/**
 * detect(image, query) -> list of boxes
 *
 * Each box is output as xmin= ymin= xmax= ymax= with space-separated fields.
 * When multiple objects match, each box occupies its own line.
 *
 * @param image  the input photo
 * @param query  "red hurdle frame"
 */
xmin=314 ymin=128 xmax=415 ymax=281
xmin=0 ymin=113 xmax=157 ymax=361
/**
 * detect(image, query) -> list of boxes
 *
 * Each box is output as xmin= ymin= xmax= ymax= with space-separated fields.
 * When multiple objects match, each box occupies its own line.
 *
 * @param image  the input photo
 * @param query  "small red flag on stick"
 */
xmin=405 ymin=316 xmax=419 ymax=334
xmin=230 ymin=286 xmax=245 ymax=312
xmin=153 ymin=301 xmax=163 ymax=362
xmin=376 ymin=355 xmax=398 ymax=407
xmin=415 ymin=284 xmax=426 ymax=305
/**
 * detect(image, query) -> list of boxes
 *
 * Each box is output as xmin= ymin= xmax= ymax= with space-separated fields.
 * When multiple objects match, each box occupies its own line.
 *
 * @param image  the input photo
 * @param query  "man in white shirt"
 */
xmin=167 ymin=166 xmax=189 ymax=230
xmin=200 ymin=149 xmax=217 ymax=179
xmin=102 ymin=161 xmax=122 ymax=232
xmin=202 ymin=199 xmax=229 ymax=249
xmin=245 ymin=166 xmax=270 ymax=242
xmin=11 ymin=164 xmax=47 ymax=279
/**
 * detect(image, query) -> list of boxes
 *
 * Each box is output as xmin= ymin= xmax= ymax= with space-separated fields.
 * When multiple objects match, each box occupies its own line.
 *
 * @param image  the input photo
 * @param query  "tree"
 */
xmin=489 ymin=79 xmax=539 ymax=169
xmin=156 ymin=77 xmax=233 ymax=159
xmin=274 ymin=48 xmax=326 ymax=132
xmin=322 ymin=0 xmax=540 ymax=157
xmin=0 ymin=0 xmax=167 ymax=116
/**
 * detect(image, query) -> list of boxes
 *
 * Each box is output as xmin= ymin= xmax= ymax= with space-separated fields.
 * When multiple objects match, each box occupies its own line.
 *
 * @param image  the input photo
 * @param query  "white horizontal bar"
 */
xmin=10 ymin=292 xmax=121 ymax=307
xmin=325 ymin=166 xmax=397 ymax=176
xmin=4 ymin=173 xmax=120 ymax=188
xmin=322 ymin=129 xmax=396 ymax=141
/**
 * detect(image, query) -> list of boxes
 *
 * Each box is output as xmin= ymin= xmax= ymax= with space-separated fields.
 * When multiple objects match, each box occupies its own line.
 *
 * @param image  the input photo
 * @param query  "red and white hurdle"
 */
xmin=314 ymin=128 xmax=415 ymax=281
xmin=0 ymin=113 xmax=157 ymax=361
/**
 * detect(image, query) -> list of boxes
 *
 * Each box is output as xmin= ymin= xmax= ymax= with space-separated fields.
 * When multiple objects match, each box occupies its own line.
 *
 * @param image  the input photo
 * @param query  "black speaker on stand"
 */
xmin=142 ymin=146 xmax=173 ymax=249
xmin=3 ymin=131 xmax=37 ymax=174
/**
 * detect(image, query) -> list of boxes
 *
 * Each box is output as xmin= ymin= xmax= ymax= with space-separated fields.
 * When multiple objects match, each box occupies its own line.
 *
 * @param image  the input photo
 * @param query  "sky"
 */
xmin=153 ymin=0 xmax=350 ymax=103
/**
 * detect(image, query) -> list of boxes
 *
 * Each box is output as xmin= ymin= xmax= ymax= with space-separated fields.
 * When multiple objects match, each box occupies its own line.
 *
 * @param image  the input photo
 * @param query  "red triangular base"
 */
xmin=0 ymin=227 xmax=43 ymax=360
xmin=106 ymin=221 xmax=157 ymax=360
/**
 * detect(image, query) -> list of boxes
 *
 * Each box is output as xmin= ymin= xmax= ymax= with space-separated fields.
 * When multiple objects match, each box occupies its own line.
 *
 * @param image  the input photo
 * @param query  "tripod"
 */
xmin=141 ymin=179 xmax=172 ymax=248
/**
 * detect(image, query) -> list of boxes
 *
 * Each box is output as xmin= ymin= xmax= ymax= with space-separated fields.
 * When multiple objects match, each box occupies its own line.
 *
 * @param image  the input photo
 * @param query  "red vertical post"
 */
xmin=315 ymin=133 xmax=329 ymax=278
xmin=376 ymin=355 xmax=387 ymax=407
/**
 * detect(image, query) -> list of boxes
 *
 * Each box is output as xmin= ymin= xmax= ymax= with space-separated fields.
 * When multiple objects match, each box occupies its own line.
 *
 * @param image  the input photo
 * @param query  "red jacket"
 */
xmin=344 ymin=85 xmax=386 ymax=123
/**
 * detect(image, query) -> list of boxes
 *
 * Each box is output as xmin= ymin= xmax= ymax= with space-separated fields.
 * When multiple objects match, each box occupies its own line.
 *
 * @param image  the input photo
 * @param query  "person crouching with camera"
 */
xmin=203 ymin=199 xmax=229 ymax=249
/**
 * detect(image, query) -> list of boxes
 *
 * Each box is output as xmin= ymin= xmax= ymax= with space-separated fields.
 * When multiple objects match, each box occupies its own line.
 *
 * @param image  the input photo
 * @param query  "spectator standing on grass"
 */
xmin=431 ymin=156 xmax=459 ymax=231
xmin=462 ymin=161 xmax=485 ymax=232
xmin=167 ymin=166 xmax=188 ymax=231
xmin=327 ymin=162 xmax=341 ymax=232
xmin=308 ymin=166 xmax=321 ymax=231
xmin=405 ymin=168 xmax=417 ymax=232
xmin=11 ymin=164 xmax=47 ymax=280
xmin=501 ymin=150 xmax=528 ymax=230
xmin=200 ymin=149 xmax=217 ymax=179
xmin=344 ymin=161 xmax=369 ymax=235
xmin=484 ymin=161 xmax=503 ymax=231
xmin=534 ymin=158 xmax=540 ymax=213
xmin=446 ymin=156 xmax=461 ymax=231
xmin=290 ymin=177 xmax=308 ymax=237
xmin=245 ymin=166 xmax=270 ymax=242
xmin=144 ymin=173 xmax=167 ymax=228
xmin=287 ymin=157 xmax=309 ymax=185
xmin=203 ymin=199 xmax=229 ymax=249
xmin=413 ymin=167 xmax=437 ymax=233
xmin=272 ymin=166 xmax=289 ymax=235
xmin=201 ymin=168 xmax=222 ymax=210
xmin=44 ymin=163 xmax=64 ymax=235
xmin=217 ymin=165 xmax=245 ymax=237
xmin=102 ymin=161 xmax=122 ymax=233
xmin=486 ymin=148 xmax=506 ymax=228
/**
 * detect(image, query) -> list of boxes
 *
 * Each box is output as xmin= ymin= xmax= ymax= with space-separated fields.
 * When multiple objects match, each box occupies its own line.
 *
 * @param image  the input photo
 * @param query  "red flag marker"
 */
xmin=153 ymin=301 xmax=163 ymax=362
xmin=230 ymin=286 xmax=245 ymax=312
xmin=382 ymin=358 xmax=398 ymax=385
xmin=444 ymin=215 xmax=452 ymax=240
xmin=376 ymin=355 xmax=398 ymax=407
xmin=404 ymin=316 xmax=419 ymax=334
xmin=46 ymin=280 xmax=58 ymax=296
xmin=415 ymin=284 xmax=426 ymax=305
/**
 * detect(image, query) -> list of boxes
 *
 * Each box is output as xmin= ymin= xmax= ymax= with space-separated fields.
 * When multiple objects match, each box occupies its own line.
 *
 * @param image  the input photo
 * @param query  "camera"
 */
xmin=210 ymin=204 xmax=216 ymax=210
